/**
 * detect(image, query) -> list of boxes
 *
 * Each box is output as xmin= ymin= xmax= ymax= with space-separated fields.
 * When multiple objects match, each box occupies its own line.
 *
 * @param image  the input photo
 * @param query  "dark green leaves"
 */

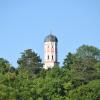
xmin=0 ymin=45 xmax=100 ymax=100
xmin=17 ymin=49 xmax=43 ymax=75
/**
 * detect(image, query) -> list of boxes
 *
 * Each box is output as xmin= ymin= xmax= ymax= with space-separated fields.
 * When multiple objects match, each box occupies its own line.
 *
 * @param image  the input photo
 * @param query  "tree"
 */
xmin=17 ymin=49 xmax=43 ymax=74
xmin=67 ymin=80 xmax=100 ymax=100
xmin=0 ymin=58 xmax=11 ymax=74
xmin=0 ymin=45 xmax=100 ymax=99
xmin=76 ymin=45 xmax=100 ymax=61
xmin=63 ymin=45 xmax=100 ymax=89
xmin=63 ymin=52 xmax=76 ymax=68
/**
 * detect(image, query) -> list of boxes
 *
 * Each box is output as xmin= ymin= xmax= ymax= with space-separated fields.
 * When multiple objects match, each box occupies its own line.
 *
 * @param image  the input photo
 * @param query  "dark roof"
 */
xmin=44 ymin=34 xmax=58 ymax=42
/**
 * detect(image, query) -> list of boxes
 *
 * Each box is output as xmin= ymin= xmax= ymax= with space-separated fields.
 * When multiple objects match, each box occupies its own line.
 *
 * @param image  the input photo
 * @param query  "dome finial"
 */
xmin=50 ymin=30 xmax=53 ymax=35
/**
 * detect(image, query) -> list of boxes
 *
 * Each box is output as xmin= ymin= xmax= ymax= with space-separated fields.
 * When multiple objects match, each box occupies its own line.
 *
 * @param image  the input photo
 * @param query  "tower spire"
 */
xmin=49 ymin=30 xmax=53 ymax=36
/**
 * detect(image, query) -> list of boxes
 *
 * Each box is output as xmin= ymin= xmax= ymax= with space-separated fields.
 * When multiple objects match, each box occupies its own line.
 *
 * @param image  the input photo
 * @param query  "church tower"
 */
xmin=43 ymin=34 xmax=59 ymax=69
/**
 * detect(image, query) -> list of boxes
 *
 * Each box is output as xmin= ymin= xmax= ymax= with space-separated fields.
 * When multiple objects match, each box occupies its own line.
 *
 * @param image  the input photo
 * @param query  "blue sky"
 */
xmin=0 ymin=0 xmax=100 ymax=67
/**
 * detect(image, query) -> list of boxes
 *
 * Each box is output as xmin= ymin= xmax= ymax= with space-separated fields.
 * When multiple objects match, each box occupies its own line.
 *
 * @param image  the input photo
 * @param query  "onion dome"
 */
xmin=44 ymin=34 xmax=58 ymax=42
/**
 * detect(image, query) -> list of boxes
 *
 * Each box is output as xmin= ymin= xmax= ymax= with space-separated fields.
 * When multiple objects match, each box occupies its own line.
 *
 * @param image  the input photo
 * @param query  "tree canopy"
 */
xmin=17 ymin=49 xmax=43 ymax=75
xmin=0 ymin=45 xmax=100 ymax=100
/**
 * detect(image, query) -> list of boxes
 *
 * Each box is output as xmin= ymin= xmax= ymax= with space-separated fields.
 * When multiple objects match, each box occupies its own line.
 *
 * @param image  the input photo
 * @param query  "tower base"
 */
xmin=43 ymin=62 xmax=59 ymax=69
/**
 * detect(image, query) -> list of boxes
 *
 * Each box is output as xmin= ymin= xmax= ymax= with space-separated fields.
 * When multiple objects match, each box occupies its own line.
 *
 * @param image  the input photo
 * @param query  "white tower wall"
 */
xmin=44 ymin=41 xmax=58 ymax=69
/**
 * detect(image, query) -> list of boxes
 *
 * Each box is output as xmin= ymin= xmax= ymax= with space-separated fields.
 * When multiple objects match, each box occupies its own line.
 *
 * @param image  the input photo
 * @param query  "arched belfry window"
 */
xmin=52 ymin=55 xmax=53 ymax=60
xmin=48 ymin=55 xmax=49 ymax=60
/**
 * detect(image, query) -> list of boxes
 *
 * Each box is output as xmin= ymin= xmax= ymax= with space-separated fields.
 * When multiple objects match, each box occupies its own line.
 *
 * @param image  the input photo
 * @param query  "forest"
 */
xmin=0 ymin=45 xmax=100 ymax=100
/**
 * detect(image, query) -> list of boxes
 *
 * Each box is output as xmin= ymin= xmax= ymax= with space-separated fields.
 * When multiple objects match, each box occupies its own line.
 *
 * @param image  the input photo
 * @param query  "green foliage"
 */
xmin=76 ymin=45 xmax=100 ymax=60
xmin=67 ymin=80 xmax=100 ymax=100
xmin=63 ymin=52 xmax=76 ymax=68
xmin=17 ymin=49 xmax=43 ymax=75
xmin=0 ymin=45 xmax=100 ymax=100
xmin=0 ymin=58 xmax=10 ymax=74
